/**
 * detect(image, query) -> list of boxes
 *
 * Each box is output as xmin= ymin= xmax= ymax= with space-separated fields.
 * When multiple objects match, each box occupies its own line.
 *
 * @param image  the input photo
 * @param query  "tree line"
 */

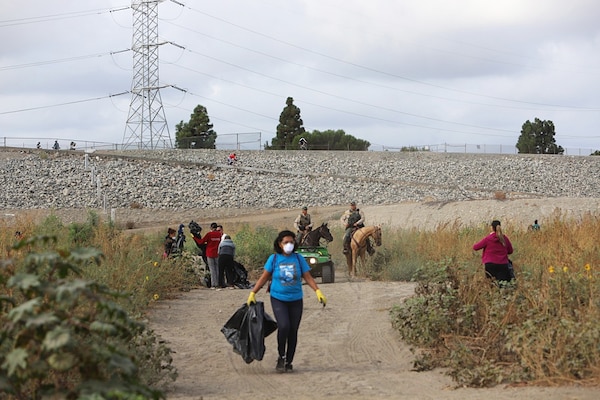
xmin=174 ymin=97 xmax=369 ymax=151
xmin=174 ymin=97 xmax=594 ymax=155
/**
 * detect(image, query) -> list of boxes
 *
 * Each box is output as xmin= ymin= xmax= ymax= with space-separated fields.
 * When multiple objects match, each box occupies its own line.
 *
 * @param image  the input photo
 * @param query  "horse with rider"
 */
xmin=340 ymin=201 xmax=381 ymax=277
xmin=294 ymin=206 xmax=334 ymax=247
xmin=341 ymin=201 xmax=374 ymax=256
xmin=294 ymin=206 xmax=313 ymax=245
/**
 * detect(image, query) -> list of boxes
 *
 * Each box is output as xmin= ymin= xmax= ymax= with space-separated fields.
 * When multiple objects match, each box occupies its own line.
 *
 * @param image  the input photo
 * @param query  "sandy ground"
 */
xmin=4 ymin=197 xmax=598 ymax=235
xmin=142 ymin=198 xmax=600 ymax=400
xmin=3 ymin=151 xmax=599 ymax=398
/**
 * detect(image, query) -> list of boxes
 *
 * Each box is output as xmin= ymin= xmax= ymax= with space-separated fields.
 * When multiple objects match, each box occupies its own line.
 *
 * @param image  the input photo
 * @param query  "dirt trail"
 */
xmin=5 ymin=197 xmax=599 ymax=399
xmin=146 ymin=198 xmax=600 ymax=399
xmin=148 ymin=277 xmax=598 ymax=400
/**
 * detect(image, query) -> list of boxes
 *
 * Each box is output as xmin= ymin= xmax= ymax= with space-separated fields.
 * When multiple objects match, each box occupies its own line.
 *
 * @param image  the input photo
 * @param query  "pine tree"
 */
xmin=516 ymin=118 xmax=564 ymax=154
xmin=272 ymin=97 xmax=305 ymax=149
xmin=175 ymin=105 xmax=217 ymax=149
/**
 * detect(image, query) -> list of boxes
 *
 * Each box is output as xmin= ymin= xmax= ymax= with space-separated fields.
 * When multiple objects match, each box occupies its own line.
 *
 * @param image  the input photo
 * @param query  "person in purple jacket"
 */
xmin=473 ymin=220 xmax=514 ymax=283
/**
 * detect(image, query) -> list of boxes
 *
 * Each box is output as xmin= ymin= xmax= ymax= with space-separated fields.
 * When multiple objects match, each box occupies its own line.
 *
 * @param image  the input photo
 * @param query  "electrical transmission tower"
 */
xmin=123 ymin=0 xmax=172 ymax=150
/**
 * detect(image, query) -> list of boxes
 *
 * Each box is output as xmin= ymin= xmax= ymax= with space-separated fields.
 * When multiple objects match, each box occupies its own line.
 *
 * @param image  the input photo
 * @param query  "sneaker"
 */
xmin=343 ymin=248 xmax=349 ymax=254
xmin=276 ymin=356 xmax=285 ymax=373
xmin=285 ymin=363 xmax=293 ymax=373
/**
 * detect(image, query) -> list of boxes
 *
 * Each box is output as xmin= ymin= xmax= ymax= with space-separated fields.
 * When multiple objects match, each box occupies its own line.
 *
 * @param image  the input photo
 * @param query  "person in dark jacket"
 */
xmin=473 ymin=220 xmax=514 ymax=283
xmin=163 ymin=228 xmax=176 ymax=258
xmin=218 ymin=234 xmax=236 ymax=288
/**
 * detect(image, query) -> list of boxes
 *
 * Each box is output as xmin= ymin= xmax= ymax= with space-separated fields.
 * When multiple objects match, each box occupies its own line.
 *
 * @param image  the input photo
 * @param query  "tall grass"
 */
xmin=3 ymin=210 xmax=599 ymax=388
xmin=388 ymin=214 xmax=600 ymax=387
xmin=0 ymin=211 xmax=194 ymax=316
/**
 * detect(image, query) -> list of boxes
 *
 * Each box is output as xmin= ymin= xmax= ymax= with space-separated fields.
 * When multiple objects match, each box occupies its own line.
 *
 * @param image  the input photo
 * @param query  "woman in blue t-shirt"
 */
xmin=247 ymin=230 xmax=327 ymax=373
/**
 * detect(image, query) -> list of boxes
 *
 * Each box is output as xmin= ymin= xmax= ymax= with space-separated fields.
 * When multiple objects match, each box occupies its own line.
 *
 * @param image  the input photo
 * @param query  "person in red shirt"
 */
xmin=193 ymin=222 xmax=222 ymax=288
xmin=227 ymin=153 xmax=237 ymax=165
xmin=473 ymin=220 xmax=514 ymax=284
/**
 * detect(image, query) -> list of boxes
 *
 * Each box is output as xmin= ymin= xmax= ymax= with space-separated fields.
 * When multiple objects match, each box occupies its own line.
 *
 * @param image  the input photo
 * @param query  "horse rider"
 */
xmin=294 ymin=206 xmax=313 ymax=245
xmin=340 ymin=201 xmax=365 ymax=254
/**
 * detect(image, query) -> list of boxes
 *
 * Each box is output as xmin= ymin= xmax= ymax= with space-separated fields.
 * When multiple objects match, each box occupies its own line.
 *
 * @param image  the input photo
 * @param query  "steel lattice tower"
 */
xmin=122 ymin=0 xmax=172 ymax=149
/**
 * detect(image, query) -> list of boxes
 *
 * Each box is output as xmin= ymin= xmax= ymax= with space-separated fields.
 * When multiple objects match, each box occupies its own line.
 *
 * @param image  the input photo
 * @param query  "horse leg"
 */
xmin=351 ymin=245 xmax=359 ymax=277
xmin=345 ymin=252 xmax=353 ymax=278
xmin=359 ymin=248 xmax=367 ymax=268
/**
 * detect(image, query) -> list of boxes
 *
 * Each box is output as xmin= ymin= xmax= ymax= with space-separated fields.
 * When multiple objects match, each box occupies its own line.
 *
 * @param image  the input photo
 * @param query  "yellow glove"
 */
xmin=247 ymin=291 xmax=256 ymax=306
xmin=315 ymin=289 xmax=326 ymax=306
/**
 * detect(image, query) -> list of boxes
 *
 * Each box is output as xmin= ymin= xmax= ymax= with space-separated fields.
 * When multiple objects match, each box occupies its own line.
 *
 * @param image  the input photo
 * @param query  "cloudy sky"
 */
xmin=1 ymin=0 xmax=599 ymax=152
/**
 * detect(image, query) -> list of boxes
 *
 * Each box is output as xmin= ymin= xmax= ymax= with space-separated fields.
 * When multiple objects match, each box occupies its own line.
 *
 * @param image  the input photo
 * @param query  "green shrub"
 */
xmin=36 ymin=214 xmax=64 ymax=237
xmin=232 ymin=224 xmax=277 ymax=271
xmin=68 ymin=211 xmax=100 ymax=245
xmin=0 ymin=236 xmax=177 ymax=399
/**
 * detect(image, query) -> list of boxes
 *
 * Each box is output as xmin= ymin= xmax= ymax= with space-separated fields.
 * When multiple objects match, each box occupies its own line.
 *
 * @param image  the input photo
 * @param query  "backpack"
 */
xmin=347 ymin=210 xmax=362 ymax=226
xmin=189 ymin=220 xmax=202 ymax=237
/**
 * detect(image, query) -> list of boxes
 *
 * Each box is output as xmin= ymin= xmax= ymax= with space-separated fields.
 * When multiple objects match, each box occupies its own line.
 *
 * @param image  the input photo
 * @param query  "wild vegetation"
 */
xmin=2 ymin=209 xmax=598 ymax=395
xmin=0 ymin=212 xmax=181 ymax=399
xmin=388 ymin=214 xmax=600 ymax=387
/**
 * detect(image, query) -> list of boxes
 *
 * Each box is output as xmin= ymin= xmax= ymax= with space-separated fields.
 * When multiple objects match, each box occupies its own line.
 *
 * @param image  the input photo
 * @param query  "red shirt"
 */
xmin=194 ymin=230 xmax=222 ymax=258
xmin=473 ymin=232 xmax=513 ymax=264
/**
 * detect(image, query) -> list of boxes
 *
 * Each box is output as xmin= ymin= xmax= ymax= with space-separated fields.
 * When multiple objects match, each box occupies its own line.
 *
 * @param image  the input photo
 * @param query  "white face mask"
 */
xmin=282 ymin=243 xmax=295 ymax=254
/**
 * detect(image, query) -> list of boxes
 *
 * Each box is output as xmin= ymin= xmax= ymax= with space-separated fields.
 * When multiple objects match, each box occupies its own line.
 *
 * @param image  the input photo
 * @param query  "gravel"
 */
xmin=1 ymin=148 xmax=599 ymax=210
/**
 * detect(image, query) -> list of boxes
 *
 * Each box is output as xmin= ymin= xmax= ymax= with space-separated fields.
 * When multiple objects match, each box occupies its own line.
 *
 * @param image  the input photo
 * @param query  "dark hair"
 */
xmin=168 ymin=228 xmax=176 ymax=235
xmin=210 ymin=222 xmax=218 ymax=229
xmin=273 ymin=230 xmax=297 ymax=254
xmin=491 ymin=220 xmax=506 ymax=246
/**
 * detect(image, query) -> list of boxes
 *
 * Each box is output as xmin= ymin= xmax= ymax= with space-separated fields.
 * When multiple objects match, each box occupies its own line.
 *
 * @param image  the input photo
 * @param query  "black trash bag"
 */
xmin=508 ymin=259 xmax=516 ymax=281
xmin=203 ymin=272 xmax=211 ymax=288
xmin=189 ymin=220 xmax=208 ymax=265
xmin=221 ymin=302 xmax=277 ymax=364
xmin=232 ymin=261 xmax=253 ymax=289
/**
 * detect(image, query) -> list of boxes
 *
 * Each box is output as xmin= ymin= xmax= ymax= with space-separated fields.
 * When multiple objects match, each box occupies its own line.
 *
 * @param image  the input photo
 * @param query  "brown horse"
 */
xmin=298 ymin=222 xmax=334 ymax=247
xmin=345 ymin=225 xmax=382 ymax=278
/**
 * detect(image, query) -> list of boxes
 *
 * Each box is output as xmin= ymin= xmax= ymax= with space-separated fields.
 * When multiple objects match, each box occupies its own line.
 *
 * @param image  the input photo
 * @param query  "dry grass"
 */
xmin=389 ymin=213 xmax=600 ymax=387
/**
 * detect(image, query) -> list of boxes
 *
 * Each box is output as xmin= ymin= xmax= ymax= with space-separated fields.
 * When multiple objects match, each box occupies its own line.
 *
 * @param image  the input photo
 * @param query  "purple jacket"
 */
xmin=473 ymin=232 xmax=513 ymax=264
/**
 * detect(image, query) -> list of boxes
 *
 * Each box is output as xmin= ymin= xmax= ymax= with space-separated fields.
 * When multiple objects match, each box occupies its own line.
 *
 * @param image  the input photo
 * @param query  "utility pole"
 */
xmin=122 ymin=0 xmax=172 ymax=150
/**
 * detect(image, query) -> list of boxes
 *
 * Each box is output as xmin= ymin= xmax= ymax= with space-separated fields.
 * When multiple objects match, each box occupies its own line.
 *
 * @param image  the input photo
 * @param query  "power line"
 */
xmin=0 ymin=92 xmax=129 ymax=115
xmin=0 ymin=6 xmax=129 ymax=27
xmin=0 ymin=50 xmax=130 ymax=71
xmin=173 ymin=47 xmax=515 ymax=134
xmin=163 ymin=19 xmax=600 ymax=114
xmin=182 ymin=5 xmax=598 ymax=110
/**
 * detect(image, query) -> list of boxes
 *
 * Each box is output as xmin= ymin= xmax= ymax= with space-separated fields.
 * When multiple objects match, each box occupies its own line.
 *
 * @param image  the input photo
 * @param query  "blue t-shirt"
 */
xmin=265 ymin=252 xmax=310 ymax=302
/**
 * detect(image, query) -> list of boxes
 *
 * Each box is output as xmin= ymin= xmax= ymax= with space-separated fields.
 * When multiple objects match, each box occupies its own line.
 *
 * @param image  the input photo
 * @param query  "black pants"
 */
xmin=484 ymin=262 xmax=513 ymax=283
xmin=218 ymin=254 xmax=235 ymax=287
xmin=270 ymin=297 xmax=303 ymax=364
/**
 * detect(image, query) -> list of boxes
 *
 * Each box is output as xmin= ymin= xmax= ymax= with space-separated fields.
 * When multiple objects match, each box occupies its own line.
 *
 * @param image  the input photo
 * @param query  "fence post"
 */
xmin=96 ymin=177 xmax=101 ymax=203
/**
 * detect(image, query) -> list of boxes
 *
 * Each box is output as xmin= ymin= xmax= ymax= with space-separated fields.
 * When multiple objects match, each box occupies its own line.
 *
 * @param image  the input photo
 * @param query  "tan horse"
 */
xmin=345 ymin=225 xmax=382 ymax=278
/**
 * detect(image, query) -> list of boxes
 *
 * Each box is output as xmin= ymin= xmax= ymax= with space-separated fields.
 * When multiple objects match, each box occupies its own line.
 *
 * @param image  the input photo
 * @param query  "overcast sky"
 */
xmin=1 ymin=0 xmax=599 ymax=152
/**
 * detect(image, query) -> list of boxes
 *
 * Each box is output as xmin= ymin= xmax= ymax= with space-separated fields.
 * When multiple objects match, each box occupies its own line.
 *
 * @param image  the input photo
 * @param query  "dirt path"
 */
xmin=146 ymin=198 xmax=600 ymax=399
xmin=148 ymin=276 xmax=598 ymax=400
xmin=5 ymin=197 xmax=600 ymax=398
